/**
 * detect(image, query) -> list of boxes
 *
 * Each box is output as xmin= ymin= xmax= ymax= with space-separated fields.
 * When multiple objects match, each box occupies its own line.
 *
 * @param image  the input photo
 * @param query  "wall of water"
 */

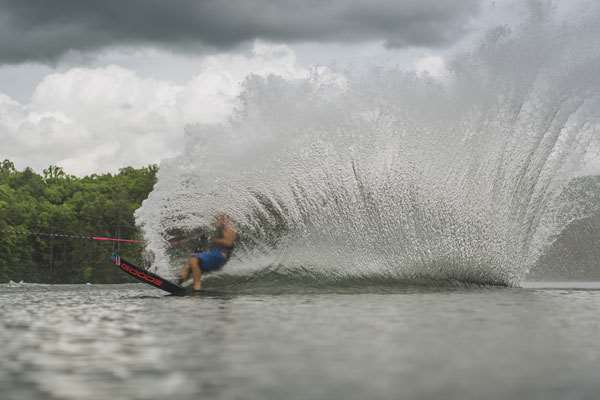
xmin=136 ymin=5 xmax=600 ymax=286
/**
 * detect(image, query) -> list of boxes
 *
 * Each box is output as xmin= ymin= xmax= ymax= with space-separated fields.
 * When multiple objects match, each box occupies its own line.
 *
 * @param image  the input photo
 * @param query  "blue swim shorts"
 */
xmin=193 ymin=248 xmax=226 ymax=273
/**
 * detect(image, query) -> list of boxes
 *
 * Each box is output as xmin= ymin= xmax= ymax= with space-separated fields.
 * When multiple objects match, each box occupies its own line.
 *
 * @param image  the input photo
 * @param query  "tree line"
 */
xmin=0 ymin=160 xmax=157 ymax=283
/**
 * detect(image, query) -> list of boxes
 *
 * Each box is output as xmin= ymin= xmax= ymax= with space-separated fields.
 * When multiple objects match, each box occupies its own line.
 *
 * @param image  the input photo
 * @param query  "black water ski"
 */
xmin=111 ymin=254 xmax=186 ymax=296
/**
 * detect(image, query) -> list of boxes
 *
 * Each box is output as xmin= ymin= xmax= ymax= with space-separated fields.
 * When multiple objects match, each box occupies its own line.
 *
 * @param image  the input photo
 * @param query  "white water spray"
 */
xmin=137 ymin=5 xmax=600 ymax=286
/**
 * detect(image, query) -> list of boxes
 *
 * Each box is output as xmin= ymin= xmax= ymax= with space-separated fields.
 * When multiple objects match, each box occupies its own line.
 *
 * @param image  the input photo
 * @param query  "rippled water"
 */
xmin=2 ymin=283 xmax=600 ymax=400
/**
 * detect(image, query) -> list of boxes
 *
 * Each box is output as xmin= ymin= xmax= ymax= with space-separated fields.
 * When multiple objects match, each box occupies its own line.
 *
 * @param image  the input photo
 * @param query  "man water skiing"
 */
xmin=177 ymin=213 xmax=237 ymax=291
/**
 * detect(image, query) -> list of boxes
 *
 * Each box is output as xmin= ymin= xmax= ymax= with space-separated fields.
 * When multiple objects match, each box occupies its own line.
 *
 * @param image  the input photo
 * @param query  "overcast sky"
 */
xmin=0 ymin=0 xmax=552 ymax=175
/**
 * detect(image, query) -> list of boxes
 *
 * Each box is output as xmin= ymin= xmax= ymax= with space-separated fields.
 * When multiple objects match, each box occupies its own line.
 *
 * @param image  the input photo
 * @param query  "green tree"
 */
xmin=0 ymin=159 xmax=157 ymax=283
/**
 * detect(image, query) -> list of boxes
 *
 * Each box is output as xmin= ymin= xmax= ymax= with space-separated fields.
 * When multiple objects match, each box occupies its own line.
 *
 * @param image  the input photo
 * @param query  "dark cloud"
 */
xmin=0 ymin=0 xmax=481 ymax=64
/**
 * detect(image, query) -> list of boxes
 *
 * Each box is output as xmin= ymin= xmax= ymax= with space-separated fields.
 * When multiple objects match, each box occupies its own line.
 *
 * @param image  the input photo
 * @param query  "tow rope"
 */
xmin=33 ymin=232 xmax=144 ymax=244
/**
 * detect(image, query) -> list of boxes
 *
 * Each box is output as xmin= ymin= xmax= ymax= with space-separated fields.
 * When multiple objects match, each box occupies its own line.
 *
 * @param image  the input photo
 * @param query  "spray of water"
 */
xmin=136 ymin=5 xmax=600 ymax=286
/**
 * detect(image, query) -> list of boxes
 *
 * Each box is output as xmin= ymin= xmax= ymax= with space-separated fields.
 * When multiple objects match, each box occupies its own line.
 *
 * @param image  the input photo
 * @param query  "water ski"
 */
xmin=111 ymin=254 xmax=186 ymax=296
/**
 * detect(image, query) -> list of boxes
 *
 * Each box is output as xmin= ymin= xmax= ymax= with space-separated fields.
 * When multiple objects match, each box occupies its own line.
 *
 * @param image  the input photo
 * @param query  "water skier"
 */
xmin=177 ymin=213 xmax=237 ymax=291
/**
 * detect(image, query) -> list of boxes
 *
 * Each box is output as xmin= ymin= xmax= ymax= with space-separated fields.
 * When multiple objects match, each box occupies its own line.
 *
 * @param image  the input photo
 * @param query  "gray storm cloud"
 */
xmin=0 ymin=0 xmax=481 ymax=64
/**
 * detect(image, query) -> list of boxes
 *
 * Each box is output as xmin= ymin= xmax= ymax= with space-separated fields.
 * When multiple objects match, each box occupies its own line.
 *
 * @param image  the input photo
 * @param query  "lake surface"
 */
xmin=1 ymin=283 xmax=599 ymax=400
